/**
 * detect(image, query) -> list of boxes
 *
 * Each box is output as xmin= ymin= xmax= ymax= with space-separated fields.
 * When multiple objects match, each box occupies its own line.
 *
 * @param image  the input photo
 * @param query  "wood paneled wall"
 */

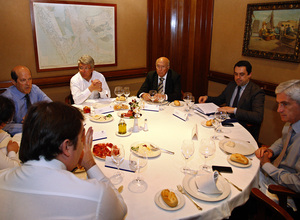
xmin=147 ymin=0 xmax=214 ymax=98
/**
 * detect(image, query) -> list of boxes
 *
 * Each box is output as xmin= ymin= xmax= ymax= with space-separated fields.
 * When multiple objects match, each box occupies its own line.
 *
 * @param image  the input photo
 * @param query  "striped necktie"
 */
xmin=158 ymin=77 xmax=164 ymax=94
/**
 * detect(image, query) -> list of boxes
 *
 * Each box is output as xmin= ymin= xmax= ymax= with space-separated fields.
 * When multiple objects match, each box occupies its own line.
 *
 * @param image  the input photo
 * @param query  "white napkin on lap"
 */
xmin=195 ymin=171 xmax=222 ymax=194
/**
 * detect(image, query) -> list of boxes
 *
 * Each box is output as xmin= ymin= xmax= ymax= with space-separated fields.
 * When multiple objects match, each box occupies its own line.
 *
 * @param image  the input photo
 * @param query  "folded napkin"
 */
xmin=173 ymin=109 xmax=188 ymax=121
xmin=105 ymin=156 xmax=135 ymax=173
xmin=94 ymin=106 xmax=114 ymax=114
xmin=93 ymin=130 xmax=107 ymax=141
xmin=195 ymin=170 xmax=222 ymax=194
xmin=192 ymin=124 xmax=198 ymax=140
xmin=143 ymin=104 xmax=159 ymax=112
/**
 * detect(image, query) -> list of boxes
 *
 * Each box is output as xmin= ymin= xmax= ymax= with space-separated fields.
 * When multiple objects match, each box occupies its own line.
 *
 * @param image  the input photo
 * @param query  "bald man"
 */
xmin=1 ymin=66 xmax=52 ymax=135
xmin=137 ymin=57 xmax=181 ymax=102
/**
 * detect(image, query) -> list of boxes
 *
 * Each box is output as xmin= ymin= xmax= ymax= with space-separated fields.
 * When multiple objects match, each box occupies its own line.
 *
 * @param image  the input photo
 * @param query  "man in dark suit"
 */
xmin=137 ymin=57 xmax=181 ymax=102
xmin=198 ymin=60 xmax=265 ymax=141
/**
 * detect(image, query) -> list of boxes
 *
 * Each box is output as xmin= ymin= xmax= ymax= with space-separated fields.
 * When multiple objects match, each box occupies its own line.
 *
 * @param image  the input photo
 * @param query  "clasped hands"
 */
xmin=255 ymin=146 xmax=274 ymax=166
xmin=89 ymin=79 xmax=102 ymax=92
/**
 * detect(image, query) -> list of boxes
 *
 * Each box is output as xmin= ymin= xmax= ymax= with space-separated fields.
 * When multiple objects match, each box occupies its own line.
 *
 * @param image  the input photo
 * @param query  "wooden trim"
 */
xmin=209 ymin=71 xmax=277 ymax=97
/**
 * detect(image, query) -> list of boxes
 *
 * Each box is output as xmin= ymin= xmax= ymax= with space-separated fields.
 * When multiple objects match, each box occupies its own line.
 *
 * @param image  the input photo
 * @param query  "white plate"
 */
xmin=117 ymin=112 xmax=135 ymax=119
xmin=92 ymin=143 xmax=116 ymax=160
xmin=130 ymin=142 xmax=161 ymax=158
xmin=113 ymin=103 xmax=129 ymax=111
xmin=170 ymin=101 xmax=184 ymax=107
xmin=115 ymin=131 xmax=132 ymax=137
xmin=89 ymin=115 xmax=114 ymax=123
xmin=219 ymin=139 xmax=256 ymax=155
xmin=154 ymin=189 xmax=185 ymax=211
xmin=227 ymin=155 xmax=252 ymax=168
xmin=183 ymin=174 xmax=230 ymax=202
xmin=201 ymin=121 xmax=214 ymax=128
xmin=146 ymin=100 xmax=168 ymax=105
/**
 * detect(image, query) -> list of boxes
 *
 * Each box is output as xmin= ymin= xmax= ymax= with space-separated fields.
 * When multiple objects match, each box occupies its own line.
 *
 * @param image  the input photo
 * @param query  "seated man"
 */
xmin=137 ymin=57 xmax=181 ymax=102
xmin=255 ymin=80 xmax=300 ymax=195
xmin=0 ymin=96 xmax=20 ymax=169
xmin=70 ymin=55 xmax=111 ymax=104
xmin=198 ymin=60 xmax=265 ymax=141
xmin=0 ymin=102 xmax=127 ymax=219
xmin=1 ymin=65 xmax=52 ymax=136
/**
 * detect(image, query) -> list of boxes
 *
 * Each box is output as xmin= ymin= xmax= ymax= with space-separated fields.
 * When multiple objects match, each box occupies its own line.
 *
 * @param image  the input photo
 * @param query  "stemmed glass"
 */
xmin=187 ymin=96 xmax=195 ymax=111
xmin=158 ymin=92 xmax=165 ymax=110
xmin=215 ymin=110 xmax=228 ymax=133
xmin=149 ymin=90 xmax=157 ymax=103
xmin=183 ymin=92 xmax=193 ymax=111
xmin=128 ymin=151 xmax=148 ymax=193
xmin=110 ymin=144 xmax=125 ymax=185
xmin=114 ymin=86 xmax=124 ymax=99
xmin=199 ymin=138 xmax=216 ymax=171
xmin=123 ymin=87 xmax=130 ymax=99
xmin=181 ymin=140 xmax=195 ymax=174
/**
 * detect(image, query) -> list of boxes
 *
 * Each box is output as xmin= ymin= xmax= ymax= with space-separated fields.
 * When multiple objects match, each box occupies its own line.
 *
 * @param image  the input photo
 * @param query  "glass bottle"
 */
xmin=118 ymin=115 xmax=127 ymax=134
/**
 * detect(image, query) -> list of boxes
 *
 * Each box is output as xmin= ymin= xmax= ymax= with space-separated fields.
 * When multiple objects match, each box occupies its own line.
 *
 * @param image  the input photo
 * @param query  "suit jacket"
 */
xmin=137 ymin=69 xmax=181 ymax=102
xmin=207 ymin=81 xmax=265 ymax=141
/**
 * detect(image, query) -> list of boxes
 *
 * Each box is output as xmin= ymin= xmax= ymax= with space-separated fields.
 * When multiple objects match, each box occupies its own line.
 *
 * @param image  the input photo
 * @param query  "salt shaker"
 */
xmin=143 ymin=119 xmax=148 ymax=131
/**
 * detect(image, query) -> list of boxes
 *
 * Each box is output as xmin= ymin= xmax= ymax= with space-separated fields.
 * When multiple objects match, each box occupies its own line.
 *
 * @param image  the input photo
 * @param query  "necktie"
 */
xmin=273 ymin=126 xmax=293 ymax=167
xmin=158 ymin=77 xmax=164 ymax=94
xmin=232 ymin=86 xmax=241 ymax=107
xmin=25 ymin=94 xmax=31 ymax=109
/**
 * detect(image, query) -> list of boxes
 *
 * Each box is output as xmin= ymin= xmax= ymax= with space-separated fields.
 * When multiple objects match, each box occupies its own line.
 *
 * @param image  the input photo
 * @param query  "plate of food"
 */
xmin=89 ymin=114 xmax=113 ymax=123
xmin=146 ymin=100 xmax=168 ymax=105
xmin=170 ymin=100 xmax=184 ymax=107
xmin=113 ymin=103 xmax=129 ymax=111
xmin=154 ymin=189 xmax=185 ymax=211
xmin=130 ymin=142 xmax=161 ymax=158
xmin=201 ymin=119 xmax=214 ymax=128
xmin=92 ymin=142 xmax=117 ymax=160
xmin=227 ymin=154 xmax=252 ymax=168
xmin=219 ymin=139 xmax=256 ymax=155
xmin=72 ymin=164 xmax=85 ymax=173
xmin=117 ymin=110 xmax=141 ymax=119
xmin=114 ymin=96 xmax=127 ymax=103
xmin=182 ymin=174 xmax=230 ymax=202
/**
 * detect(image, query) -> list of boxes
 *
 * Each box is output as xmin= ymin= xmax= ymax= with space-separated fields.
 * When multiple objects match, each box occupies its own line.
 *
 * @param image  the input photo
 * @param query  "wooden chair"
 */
xmin=65 ymin=93 xmax=74 ymax=105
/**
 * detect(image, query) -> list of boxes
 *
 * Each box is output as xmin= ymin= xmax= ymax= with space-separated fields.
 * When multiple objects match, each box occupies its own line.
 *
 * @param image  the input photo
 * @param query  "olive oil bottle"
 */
xmin=118 ymin=115 xmax=127 ymax=134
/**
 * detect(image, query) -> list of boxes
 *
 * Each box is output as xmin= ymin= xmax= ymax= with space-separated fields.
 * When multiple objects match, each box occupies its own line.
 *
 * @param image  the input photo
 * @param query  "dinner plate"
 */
xmin=154 ymin=189 xmax=185 ymax=211
xmin=115 ymin=131 xmax=132 ymax=137
xmin=92 ymin=142 xmax=116 ymax=160
xmin=117 ymin=112 xmax=136 ymax=119
xmin=227 ymin=155 xmax=252 ymax=168
xmin=89 ymin=115 xmax=114 ymax=123
xmin=183 ymin=174 xmax=230 ymax=202
xmin=201 ymin=121 xmax=214 ymax=128
xmin=219 ymin=139 xmax=256 ymax=155
xmin=146 ymin=100 xmax=168 ymax=105
xmin=130 ymin=142 xmax=161 ymax=158
xmin=170 ymin=101 xmax=184 ymax=107
xmin=113 ymin=103 xmax=129 ymax=111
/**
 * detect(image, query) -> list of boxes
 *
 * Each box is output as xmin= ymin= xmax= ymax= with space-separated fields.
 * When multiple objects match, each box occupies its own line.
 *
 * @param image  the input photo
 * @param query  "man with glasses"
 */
xmin=70 ymin=55 xmax=111 ymax=104
xmin=137 ymin=57 xmax=181 ymax=102
xmin=1 ymin=65 xmax=51 ymax=136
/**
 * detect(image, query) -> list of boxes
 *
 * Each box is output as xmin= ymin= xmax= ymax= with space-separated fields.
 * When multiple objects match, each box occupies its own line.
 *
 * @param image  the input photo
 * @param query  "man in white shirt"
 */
xmin=71 ymin=55 xmax=111 ymax=104
xmin=0 ymin=102 xmax=127 ymax=219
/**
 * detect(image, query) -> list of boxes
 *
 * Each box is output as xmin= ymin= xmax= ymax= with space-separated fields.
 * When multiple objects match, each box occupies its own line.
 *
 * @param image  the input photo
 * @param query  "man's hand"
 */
xmin=80 ymin=127 xmax=96 ymax=171
xmin=218 ymin=106 xmax=235 ymax=114
xmin=255 ymin=146 xmax=273 ymax=166
xmin=198 ymin=96 xmax=208 ymax=103
xmin=7 ymin=140 xmax=19 ymax=153
xmin=88 ymin=79 xmax=102 ymax=92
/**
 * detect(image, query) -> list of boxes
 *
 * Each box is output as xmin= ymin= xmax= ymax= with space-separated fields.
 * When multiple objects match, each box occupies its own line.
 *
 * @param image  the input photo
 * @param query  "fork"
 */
xmin=150 ymin=144 xmax=174 ymax=155
xmin=216 ymin=171 xmax=242 ymax=192
xmin=177 ymin=185 xmax=202 ymax=210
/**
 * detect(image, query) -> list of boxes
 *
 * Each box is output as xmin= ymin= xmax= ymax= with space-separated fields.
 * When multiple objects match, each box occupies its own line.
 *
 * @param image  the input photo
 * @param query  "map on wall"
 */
xmin=31 ymin=1 xmax=117 ymax=71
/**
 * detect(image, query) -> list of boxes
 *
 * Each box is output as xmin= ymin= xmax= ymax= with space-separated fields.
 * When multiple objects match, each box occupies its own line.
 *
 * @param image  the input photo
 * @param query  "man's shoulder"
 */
xmin=92 ymin=71 xmax=105 ymax=79
xmin=246 ymin=81 xmax=265 ymax=94
xmin=1 ymin=86 xmax=21 ymax=98
xmin=70 ymin=72 xmax=81 ymax=81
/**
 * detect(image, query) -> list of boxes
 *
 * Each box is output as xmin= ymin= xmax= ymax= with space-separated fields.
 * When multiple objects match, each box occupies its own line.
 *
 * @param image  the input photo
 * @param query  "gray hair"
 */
xmin=78 ymin=55 xmax=94 ymax=68
xmin=275 ymin=79 xmax=300 ymax=104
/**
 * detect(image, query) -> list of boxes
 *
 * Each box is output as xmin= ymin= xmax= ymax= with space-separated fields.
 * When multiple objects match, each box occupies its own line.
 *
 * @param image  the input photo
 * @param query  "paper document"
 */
xmin=194 ymin=103 xmax=219 ymax=115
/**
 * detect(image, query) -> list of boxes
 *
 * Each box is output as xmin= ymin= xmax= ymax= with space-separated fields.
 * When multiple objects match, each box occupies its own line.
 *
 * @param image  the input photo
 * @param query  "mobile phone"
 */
xmin=212 ymin=165 xmax=233 ymax=173
xmin=222 ymin=122 xmax=234 ymax=127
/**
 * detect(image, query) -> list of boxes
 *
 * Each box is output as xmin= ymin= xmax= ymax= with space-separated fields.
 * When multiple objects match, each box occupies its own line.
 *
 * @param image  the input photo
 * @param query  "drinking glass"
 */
xmin=149 ymin=90 xmax=157 ymax=103
xmin=181 ymin=140 xmax=195 ymax=174
xmin=128 ymin=151 xmax=148 ymax=193
xmin=158 ymin=93 xmax=165 ymax=110
xmin=183 ymin=92 xmax=192 ymax=111
xmin=199 ymin=138 xmax=216 ymax=171
xmin=187 ymin=96 xmax=195 ymax=111
xmin=214 ymin=110 xmax=228 ymax=133
xmin=123 ymin=87 xmax=130 ymax=99
xmin=110 ymin=144 xmax=125 ymax=185
xmin=114 ymin=86 xmax=124 ymax=98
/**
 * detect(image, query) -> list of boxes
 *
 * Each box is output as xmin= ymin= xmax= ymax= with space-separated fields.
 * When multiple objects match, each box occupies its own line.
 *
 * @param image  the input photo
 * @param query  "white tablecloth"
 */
xmin=76 ymin=98 xmax=260 ymax=220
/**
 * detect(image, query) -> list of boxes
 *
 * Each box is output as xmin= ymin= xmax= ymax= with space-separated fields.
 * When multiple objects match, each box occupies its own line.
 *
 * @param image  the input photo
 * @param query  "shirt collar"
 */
xmin=291 ymin=120 xmax=300 ymax=134
xmin=24 ymin=156 xmax=67 ymax=170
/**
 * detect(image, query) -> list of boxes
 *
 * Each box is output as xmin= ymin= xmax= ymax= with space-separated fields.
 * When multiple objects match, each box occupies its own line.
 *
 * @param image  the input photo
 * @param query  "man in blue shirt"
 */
xmin=1 ymin=65 xmax=52 ymax=135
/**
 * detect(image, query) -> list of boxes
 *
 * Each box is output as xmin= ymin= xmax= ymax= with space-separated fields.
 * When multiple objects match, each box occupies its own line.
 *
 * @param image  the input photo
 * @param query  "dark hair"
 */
xmin=234 ymin=60 xmax=252 ymax=75
xmin=19 ymin=101 xmax=84 ymax=163
xmin=0 ymin=96 xmax=15 ymax=124
xmin=11 ymin=70 xmax=18 ymax=82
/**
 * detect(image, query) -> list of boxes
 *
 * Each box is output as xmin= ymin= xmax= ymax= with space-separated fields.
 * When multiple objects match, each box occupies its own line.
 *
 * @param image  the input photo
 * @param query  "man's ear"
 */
xmin=11 ymin=79 xmax=17 ymax=86
xmin=59 ymin=139 xmax=73 ymax=157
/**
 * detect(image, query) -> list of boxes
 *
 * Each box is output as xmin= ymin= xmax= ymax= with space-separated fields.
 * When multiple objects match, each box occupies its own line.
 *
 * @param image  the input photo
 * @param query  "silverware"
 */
xmin=194 ymin=111 xmax=209 ymax=120
xmin=150 ymin=144 xmax=174 ymax=155
xmin=224 ymin=135 xmax=250 ymax=143
xmin=117 ymin=185 xmax=123 ymax=193
xmin=216 ymin=171 xmax=242 ymax=192
xmin=177 ymin=185 xmax=202 ymax=210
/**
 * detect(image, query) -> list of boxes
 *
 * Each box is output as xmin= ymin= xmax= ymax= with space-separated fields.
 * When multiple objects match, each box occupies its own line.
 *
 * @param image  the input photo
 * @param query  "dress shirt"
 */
xmin=0 ymin=157 xmax=127 ymax=219
xmin=70 ymin=71 xmax=111 ymax=104
xmin=0 ymin=130 xmax=20 ymax=169
xmin=1 ymin=85 xmax=52 ymax=136
xmin=262 ymin=120 xmax=300 ymax=192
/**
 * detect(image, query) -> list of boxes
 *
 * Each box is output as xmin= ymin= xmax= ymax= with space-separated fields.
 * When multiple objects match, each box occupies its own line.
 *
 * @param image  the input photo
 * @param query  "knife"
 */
xmin=150 ymin=144 xmax=175 ymax=155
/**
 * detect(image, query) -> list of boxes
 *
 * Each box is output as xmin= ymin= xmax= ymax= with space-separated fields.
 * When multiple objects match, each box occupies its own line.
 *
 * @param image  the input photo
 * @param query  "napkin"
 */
xmin=94 ymin=106 xmax=114 ymax=114
xmin=173 ymin=109 xmax=188 ymax=121
xmin=143 ymin=104 xmax=159 ymax=112
xmin=192 ymin=124 xmax=198 ymax=140
xmin=105 ymin=156 xmax=135 ymax=173
xmin=195 ymin=170 xmax=222 ymax=194
xmin=93 ymin=130 xmax=107 ymax=141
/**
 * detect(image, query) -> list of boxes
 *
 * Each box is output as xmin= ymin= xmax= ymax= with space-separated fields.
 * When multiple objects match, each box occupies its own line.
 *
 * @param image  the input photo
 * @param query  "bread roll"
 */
xmin=161 ymin=189 xmax=178 ymax=207
xmin=206 ymin=119 xmax=213 ymax=126
xmin=230 ymin=153 xmax=248 ymax=165
xmin=174 ymin=100 xmax=180 ymax=106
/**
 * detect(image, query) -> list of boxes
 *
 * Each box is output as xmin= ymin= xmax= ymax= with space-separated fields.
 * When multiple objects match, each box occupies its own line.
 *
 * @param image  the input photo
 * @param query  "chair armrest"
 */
xmin=269 ymin=184 xmax=299 ymax=198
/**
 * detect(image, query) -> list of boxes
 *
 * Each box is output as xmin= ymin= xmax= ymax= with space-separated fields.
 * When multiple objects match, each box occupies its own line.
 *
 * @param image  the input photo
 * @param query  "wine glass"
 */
xmin=128 ymin=151 xmax=148 ymax=193
xmin=158 ymin=93 xmax=165 ymax=111
xmin=149 ymin=90 xmax=157 ymax=103
xmin=114 ymin=86 xmax=124 ymax=98
xmin=187 ymin=96 xmax=195 ymax=111
xmin=199 ymin=138 xmax=216 ymax=171
xmin=110 ymin=144 xmax=125 ymax=185
xmin=183 ymin=92 xmax=192 ymax=111
xmin=181 ymin=140 xmax=195 ymax=174
xmin=123 ymin=87 xmax=130 ymax=99
xmin=214 ymin=110 xmax=228 ymax=133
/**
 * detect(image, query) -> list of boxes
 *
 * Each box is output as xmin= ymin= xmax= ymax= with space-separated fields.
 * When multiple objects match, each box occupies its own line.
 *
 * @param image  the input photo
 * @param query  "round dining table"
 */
xmin=74 ymin=97 xmax=260 ymax=220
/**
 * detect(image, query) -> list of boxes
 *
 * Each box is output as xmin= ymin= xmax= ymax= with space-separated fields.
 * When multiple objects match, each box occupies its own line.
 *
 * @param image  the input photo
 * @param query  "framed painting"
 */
xmin=30 ymin=0 xmax=117 ymax=72
xmin=242 ymin=1 xmax=300 ymax=63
